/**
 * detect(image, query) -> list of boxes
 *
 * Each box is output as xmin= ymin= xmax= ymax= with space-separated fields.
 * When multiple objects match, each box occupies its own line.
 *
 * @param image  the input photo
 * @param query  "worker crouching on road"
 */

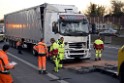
xmin=93 ymin=36 xmax=104 ymax=61
xmin=33 ymin=38 xmax=48 ymax=74
xmin=0 ymin=44 xmax=15 ymax=83
xmin=16 ymin=38 xmax=25 ymax=54
xmin=49 ymin=38 xmax=59 ymax=72
xmin=56 ymin=37 xmax=65 ymax=69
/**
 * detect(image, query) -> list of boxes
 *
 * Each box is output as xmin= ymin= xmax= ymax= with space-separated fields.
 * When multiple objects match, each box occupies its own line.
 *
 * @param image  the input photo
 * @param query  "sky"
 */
xmin=0 ymin=0 xmax=113 ymax=19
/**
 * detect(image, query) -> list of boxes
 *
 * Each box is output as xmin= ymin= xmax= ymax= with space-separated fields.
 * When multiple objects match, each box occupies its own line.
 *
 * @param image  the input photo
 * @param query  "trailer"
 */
xmin=4 ymin=3 xmax=91 ymax=60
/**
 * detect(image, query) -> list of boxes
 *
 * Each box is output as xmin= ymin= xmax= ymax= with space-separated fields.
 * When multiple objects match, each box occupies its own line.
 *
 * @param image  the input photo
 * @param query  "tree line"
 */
xmin=85 ymin=0 xmax=124 ymax=18
xmin=0 ymin=19 xmax=4 ymax=23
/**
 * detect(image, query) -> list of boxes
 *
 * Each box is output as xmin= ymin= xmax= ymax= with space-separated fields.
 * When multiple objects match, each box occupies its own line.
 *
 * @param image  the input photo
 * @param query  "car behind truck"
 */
xmin=4 ymin=3 xmax=91 ymax=60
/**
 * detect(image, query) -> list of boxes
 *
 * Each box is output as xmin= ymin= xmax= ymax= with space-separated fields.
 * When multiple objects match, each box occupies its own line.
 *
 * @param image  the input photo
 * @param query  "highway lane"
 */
xmin=0 ymin=42 xmax=119 ymax=83
xmin=91 ymin=44 xmax=120 ymax=60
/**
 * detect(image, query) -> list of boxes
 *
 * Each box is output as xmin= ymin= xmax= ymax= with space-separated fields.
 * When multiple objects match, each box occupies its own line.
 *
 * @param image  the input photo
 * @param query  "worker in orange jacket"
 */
xmin=0 ymin=44 xmax=15 ymax=83
xmin=16 ymin=38 xmax=25 ymax=54
xmin=33 ymin=38 xmax=48 ymax=74
xmin=93 ymin=36 xmax=104 ymax=61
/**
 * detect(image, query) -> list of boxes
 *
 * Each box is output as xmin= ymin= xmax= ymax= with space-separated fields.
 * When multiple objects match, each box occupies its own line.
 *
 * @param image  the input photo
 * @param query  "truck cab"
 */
xmin=118 ymin=45 xmax=124 ymax=83
xmin=44 ymin=4 xmax=91 ymax=60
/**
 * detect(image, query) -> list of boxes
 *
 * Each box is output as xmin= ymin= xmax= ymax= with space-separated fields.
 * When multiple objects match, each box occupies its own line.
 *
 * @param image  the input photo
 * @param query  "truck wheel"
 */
xmin=119 ymin=63 xmax=124 ymax=83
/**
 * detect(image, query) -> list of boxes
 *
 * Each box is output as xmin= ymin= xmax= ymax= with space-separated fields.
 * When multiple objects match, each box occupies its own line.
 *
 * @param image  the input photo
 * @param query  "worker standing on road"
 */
xmin=93 ymin=36 xmax=104 ymax=61
xmin=56 ymin=37 xmax=65 ymax=69
xmin=0 ymin=44 xmax=15 ymax=83
xmin=33 ymin=38 xmax=48 ymax=74
xmin=16 ymin=38 xmax=25 ymax=54
xmin=49 ymin=38 xmax=59 ymax=72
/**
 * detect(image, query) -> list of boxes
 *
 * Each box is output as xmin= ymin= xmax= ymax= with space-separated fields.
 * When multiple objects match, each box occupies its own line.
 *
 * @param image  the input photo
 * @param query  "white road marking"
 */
xmin=8 ymin=52 xmax=69 ymax=83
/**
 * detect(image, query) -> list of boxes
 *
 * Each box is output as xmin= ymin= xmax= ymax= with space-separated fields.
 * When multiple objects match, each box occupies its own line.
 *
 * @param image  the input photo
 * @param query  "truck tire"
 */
xmin=119 ymin=63 xmax=124 ymax=83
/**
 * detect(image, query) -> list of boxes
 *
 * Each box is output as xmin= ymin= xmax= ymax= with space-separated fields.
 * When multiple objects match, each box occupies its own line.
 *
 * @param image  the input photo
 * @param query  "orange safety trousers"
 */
xmin=38 ymin=56 xmax=46 ymax=70
xmin=0 ymin=74 xmax=13 ymax=83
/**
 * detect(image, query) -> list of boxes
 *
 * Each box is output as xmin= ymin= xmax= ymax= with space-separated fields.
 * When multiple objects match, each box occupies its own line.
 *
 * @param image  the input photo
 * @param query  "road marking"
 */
xmin=8 ymin=52 xmax=69 ymax=83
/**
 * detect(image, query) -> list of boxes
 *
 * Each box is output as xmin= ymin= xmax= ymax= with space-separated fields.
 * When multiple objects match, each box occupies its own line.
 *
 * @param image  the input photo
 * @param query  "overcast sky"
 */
xmin=0 ymin=0 xmax=114 ymax=19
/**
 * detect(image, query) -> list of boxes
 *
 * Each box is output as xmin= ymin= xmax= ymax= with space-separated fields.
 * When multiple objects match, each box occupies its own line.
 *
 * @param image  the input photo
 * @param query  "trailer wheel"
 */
xmin=119 ymin=62 xmax=124 ymax=83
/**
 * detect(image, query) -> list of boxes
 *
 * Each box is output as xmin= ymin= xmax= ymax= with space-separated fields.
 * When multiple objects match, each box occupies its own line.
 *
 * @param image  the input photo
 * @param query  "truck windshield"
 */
xmin=59 ymin=20 xmax=89 ymax=36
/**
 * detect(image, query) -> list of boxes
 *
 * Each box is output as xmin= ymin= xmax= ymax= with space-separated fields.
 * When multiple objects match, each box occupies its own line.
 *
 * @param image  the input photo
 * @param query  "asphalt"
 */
xmin=0 ymin=42 xmax=119 ymax=83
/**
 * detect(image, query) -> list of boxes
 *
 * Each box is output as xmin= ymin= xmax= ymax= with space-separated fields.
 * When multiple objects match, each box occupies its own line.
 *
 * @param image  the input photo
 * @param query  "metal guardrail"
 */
xmin=91 ymin=34 xmax=124 ymax=46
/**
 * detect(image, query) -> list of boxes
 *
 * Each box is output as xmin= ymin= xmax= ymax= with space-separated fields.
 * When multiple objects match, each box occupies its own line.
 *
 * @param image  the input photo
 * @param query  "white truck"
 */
xmin=4 ymin=3 xmax=91 ymax=60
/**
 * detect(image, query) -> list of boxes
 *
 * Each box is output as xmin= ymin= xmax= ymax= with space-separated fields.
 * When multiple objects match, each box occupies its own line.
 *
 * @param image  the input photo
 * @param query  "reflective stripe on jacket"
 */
xmin=33 ymin=42 xmax=48 ymax=55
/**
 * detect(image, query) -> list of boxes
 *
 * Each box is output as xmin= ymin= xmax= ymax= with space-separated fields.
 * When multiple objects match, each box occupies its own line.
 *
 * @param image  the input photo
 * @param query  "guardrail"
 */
xmin=91 ymin=34 xmax=124 ymax=46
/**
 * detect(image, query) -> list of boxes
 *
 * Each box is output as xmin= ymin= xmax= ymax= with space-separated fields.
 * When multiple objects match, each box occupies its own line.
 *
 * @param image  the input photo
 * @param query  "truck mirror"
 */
xmin=82 ymin=19 xmax=88 ymax=24
xmin=52 ymin=22 xmax=58 ymax=34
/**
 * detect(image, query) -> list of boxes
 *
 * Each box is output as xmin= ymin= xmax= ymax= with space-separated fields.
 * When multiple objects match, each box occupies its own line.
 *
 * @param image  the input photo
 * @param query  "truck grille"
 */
xmin=70 ymin=50 xmax=84 ymax=53
xmin=70 ymin=55 xmax=84 ymax=57
xmin=69 ymin=42 xmax=83 ymax=49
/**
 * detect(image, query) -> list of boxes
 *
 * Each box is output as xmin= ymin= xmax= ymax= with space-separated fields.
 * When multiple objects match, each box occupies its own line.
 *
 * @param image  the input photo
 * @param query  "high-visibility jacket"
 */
xmin=58 ymin=43 xmax=64 ymax=53
xmin=0 ymin=50 xmax=13 ymax=72
xmin=56 ymin=40 xmax=65 ymax=53
xmin=33 ymin=42 xmax=48 ymax=56
xmin=93 ymin=39 xmax=104 ymax=49
xmin=50 ymin=42 xmax=59 ymax=56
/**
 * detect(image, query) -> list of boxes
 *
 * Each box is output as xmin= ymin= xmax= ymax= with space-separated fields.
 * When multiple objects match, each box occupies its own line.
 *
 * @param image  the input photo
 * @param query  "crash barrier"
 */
xmin=68 ymin=64 xmax=118 ymax=79
xmin=91 ymin=35 xmax=124 ymax=46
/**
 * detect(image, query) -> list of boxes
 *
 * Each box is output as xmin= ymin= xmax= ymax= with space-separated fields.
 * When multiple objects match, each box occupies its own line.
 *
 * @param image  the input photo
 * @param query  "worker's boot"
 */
xmin=59 ymin=60 xmax=64 ymax=69
xmin=59 ymin=64 xmax=63 ymax=69
xmin=54 ymin=67 xmax=58 ymax=73
xmin=95 ymin=58 xmax=98 ymax=61
xmin=38 ymin=70 xmax=42 ymax=74
xmin=98 ymin=58 xmax=101 ymax=60
xmin=18 ymin=50 xmax=23 ymax=54
xmin=42 ymin=70 xmax=47 ymax=74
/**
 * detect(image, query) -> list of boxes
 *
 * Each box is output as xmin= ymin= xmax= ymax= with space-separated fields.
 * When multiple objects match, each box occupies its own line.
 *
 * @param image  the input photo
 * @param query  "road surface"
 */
xmin=0 ymin=42 xmax=119 ymax=83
